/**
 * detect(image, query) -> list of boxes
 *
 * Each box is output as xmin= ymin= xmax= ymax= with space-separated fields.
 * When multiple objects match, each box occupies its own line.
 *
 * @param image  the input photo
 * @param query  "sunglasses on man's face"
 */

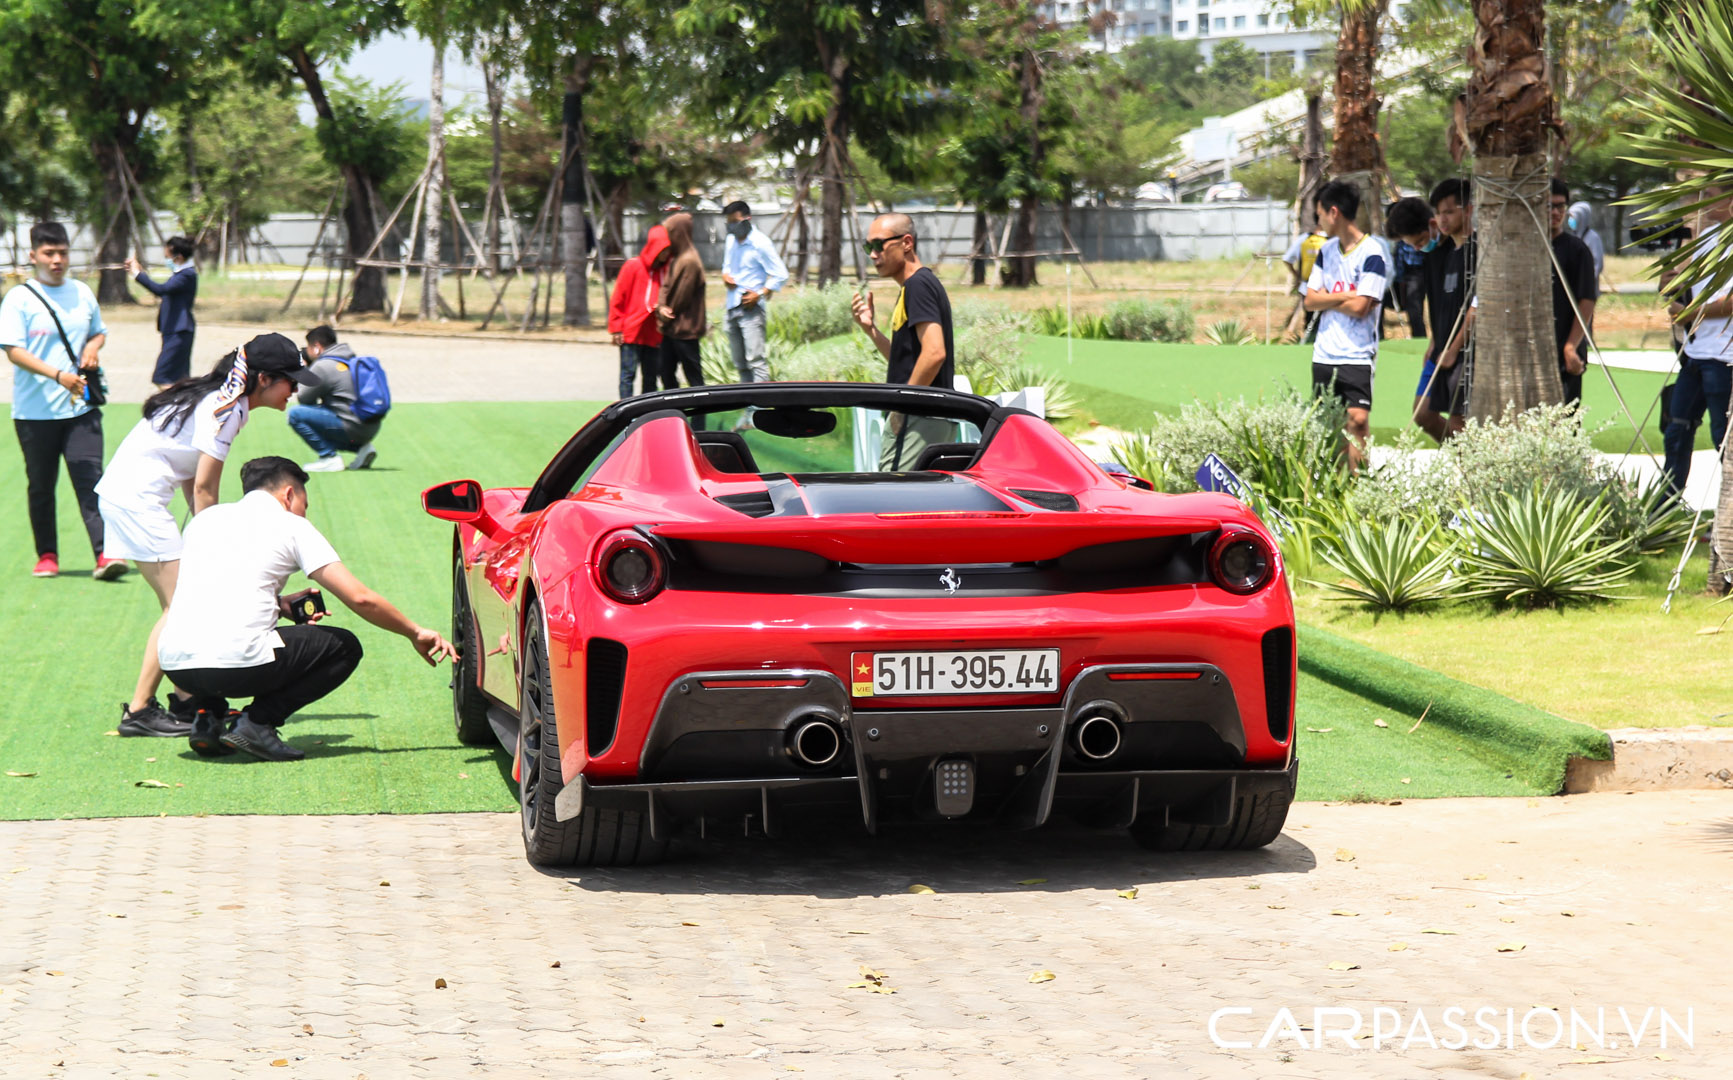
xmin=863 ymin=234 xmax=910 ymax=255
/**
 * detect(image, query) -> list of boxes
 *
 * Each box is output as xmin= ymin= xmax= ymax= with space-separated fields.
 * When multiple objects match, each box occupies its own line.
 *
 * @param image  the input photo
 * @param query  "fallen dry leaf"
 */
xmin=302 ymin=1024 xmax=313 ymax=1034
xmin=1334 ymin=848 xmax=1356 ymax=863
xmin=103 ymin=913 xmax=125 ymax=919
xmin=134 ymin=779 xmax=169 ymax=788
xmin=847 ymin=930 xmax=871 ymax=935
xmin=271 ymin=1060 xmax=288 ymax=1068
xmin=1028 ymin=969 xmax=1057 ymax=983
xmin=1306 ymin=726 xmax=1334 ymax=733
xmin=144 ymin=757 xmax=156 ymax=763
xmin=681 ymin=921 xmax=699 ymax=926
xmin=103 ymin=730 xmax=119 ymax=737
xmin=859 ymin=966 xmax=886 ymax=980
xmin=45 ymin=971 xmax=64 ymax=977
xmin=1388 ymin=942 xmax=1409 ymax=952
xmin=433 ymin=978 xmax=448 ymax=989
xmin=1266 ymin=904 xmax=1286 ymax=909
xmin=1400 ymin=778 xmax=1412 ymax=784
xmin=1330 ymin=909 xmax=1358 ymax=917
xmin=550 ymin=961 xmax=561 ymax=968
xmin=1465 ymin=873 xmax=1487 ymax=880
xmin=379 ymin=880 xmax=390 ymax=887
xmin=1408 ymin=702 xmax=1431 ymax=733
xmin=712 ymin=1019 xmax=725 ymax=1027
xmin=1500 ymin=917 xmax=1517 ymax=923
xmin=458 ymin=772 xmax=470 ymax=779
xmin=1567 ymin=1057 xmax=1611 ymax=1065
xmin=1496 ymin=942 xmax=1526 ymax=953
xmin=907 ymin=884 xmax=935 ymax=894
xmin=1115 ymin=888 xmax=1138 ymax=900
xmin=1420 ymin=928 xmax=1458 ymax=935
xmin=1560 ymin=910 xmax=1576 ymax=917
xmin=1325 ymin=961 xmax=1359 ymax=971
xmin=1373 ymin=718 xmax=1388 ymax=728
xmin=1016 ymin=878 xmax=1048 ymax=885
xmin=5 ymin=771 xmax=37 ymax=778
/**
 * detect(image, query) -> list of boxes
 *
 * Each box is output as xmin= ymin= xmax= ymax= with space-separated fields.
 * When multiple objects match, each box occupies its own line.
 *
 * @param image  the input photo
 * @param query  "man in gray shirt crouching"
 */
xmin=289 ymin=325 xmax=384 ymax=473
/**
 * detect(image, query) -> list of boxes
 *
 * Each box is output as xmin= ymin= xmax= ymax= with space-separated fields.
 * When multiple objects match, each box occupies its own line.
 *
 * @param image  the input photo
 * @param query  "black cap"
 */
xmin=245 ymin=332 xmax=319 ymax=386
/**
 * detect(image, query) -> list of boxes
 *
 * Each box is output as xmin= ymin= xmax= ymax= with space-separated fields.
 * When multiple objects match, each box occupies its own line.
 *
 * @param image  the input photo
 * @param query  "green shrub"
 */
xmin=1602 ymin=473 xmax=1696 ymax=555
xmin=1314 ymin=516 xmax=1456 ymax=611
xmin=1029 ymin=302 xmax=1111 ymax=339
xmin=1120 ymin=389 xmax=1346 ymax=510
xmin=952 ymin=299 xmax=1029 ymax=333
xmin=777 ymin=335 xmax=881 ymax=383
xmin=1203 ymin=317 xmax=1257 ymax=346
xmin=766 ymin=284 xmax=857 ymax=345
xmin=1103 ymin=298 xmax=1195 ymax=343
xmin=1455 ymin=486 xmax=1637 ymax=608
xmin=1444 ymin=403 xmax=1608 ymax=507
xmin=1103 ymin=429 xmax=1170 ymax=492
xmin=700 ymin=335 xmax=738 ymax=385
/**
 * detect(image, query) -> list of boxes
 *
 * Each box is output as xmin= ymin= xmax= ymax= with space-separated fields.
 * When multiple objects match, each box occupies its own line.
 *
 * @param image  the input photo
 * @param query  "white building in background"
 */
xmin=1035 ymin=0 xmax=1400 ymax=75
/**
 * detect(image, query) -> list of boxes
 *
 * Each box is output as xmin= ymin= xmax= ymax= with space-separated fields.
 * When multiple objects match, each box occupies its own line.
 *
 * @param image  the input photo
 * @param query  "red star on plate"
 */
xmin=857 ymin=661 xmax=870 ymax=676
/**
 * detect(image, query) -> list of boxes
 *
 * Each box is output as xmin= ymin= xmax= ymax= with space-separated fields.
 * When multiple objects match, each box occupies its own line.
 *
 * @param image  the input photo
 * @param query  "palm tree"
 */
xmin=1463 ymin=0 xmax=1562 ymax=419
xmin=1294 ymin=0 xmax=1390 ymax=235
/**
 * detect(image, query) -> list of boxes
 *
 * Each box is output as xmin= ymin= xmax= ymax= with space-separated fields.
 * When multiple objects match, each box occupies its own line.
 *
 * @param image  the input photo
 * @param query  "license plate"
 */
xmin=850 ymin=649 xmax=1059 ymax=697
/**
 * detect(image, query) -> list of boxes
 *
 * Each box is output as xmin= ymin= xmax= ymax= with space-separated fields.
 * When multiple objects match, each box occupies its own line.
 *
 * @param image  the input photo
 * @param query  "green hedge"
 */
xmin=1298 ymin=625 xmax=1611 ymax=793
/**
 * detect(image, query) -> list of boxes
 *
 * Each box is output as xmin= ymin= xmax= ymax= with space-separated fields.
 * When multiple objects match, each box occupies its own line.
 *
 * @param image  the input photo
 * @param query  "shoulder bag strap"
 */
xmin=20 ymin=282 xmax=80 ymax=369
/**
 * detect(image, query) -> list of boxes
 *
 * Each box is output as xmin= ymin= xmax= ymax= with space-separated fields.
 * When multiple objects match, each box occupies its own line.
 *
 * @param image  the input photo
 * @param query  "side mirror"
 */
xmin=1097 ymin=462 xmax=1156 ymax=492
xmin=424 ymin=479 xmax=484 ymax=524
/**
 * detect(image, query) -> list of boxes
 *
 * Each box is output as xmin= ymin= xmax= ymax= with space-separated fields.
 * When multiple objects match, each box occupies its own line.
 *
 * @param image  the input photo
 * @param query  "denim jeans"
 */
xmin=619 ymin=343 xmax=658 ymax=398
xmin=1663 ymin=355 xmax=1733 ymax=494
xmin=287 ymin=403 xmax=358 ymax=458
xmin=726 ymin=304 xmax=770 ymax=383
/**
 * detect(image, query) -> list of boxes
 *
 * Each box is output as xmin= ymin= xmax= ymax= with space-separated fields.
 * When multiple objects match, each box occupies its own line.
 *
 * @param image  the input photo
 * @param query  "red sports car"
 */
xmin=424 ymin=383 xmax=1297 ymax=866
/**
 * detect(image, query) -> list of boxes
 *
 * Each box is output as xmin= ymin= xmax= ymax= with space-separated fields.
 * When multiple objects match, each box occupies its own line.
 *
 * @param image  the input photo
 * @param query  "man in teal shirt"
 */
xmin=720 ymin=201 xmax=789 ymax=383
xmin=1 ymin=222 xmax=120 ymax=580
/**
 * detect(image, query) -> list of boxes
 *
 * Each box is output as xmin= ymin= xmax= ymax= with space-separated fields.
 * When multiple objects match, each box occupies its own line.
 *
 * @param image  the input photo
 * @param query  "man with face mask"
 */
xmin=719 ymin=201 xmax=789 ymax=383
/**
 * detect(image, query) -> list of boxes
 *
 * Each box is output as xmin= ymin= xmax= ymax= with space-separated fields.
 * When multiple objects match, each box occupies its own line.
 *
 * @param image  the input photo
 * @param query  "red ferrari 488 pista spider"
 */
xmin=424 ymin=383 xmax=1297 ymax=866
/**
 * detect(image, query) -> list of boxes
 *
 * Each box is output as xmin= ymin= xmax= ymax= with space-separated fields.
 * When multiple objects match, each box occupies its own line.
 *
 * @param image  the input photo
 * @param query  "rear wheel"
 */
xmin=1130 ymin=778 xmax=1293 ymax=852
xmin=451 ymin=558 xmax=493 ymax=746
xmin=519 ymin=601 xmax=666 ymax=867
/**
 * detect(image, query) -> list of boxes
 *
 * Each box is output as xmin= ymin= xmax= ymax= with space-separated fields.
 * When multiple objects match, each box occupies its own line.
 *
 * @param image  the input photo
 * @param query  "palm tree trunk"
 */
xmin=1330 ymin=0 xmax=1390 ymax=236
xmin=484 ymin=57 xmax=504 ymax=277
xmin=1465 ymin=0 xmax=1561 ymax=418
xmin=560 ymin=54 xmax=593 ymax=326
xmin=1008 ymin=47 xmax=1043 ymax=288
xmin=419 ymin=44 xmax=446 ymax=321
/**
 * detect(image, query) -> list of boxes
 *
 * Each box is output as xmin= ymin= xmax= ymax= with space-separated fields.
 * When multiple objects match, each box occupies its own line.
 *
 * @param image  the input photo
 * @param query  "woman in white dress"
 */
xmin=98 ymin=333 xmax=317 ymax=736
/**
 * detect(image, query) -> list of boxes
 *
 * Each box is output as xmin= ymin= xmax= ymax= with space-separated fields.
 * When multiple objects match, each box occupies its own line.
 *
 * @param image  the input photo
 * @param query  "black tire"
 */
xmin=452 ymin=558 xmax=494 ymax=746
xmin=1130 ymin=779 xmax=1293 ymax=852
xmin=519 ymin=601 xmax=667 ymax=867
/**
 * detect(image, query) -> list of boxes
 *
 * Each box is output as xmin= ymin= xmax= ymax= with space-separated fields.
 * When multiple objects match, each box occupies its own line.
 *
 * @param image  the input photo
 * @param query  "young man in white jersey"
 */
xmin=1304 ymin=179 xmax=1391 ymax=471
xmin=1662 ymin=186 xmax=1733 ymax=495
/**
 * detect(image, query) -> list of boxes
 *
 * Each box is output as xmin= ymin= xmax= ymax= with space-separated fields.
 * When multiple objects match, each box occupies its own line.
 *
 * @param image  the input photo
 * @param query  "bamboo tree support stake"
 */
xmin=281 ymin=184 xmax=343 ymax=314
xmin=388 ymin=168 xmax=429 ymax=325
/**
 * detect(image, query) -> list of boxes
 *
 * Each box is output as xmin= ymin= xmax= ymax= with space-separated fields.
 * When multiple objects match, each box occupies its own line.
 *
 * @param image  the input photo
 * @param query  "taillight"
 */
xmin=595 ymin=531 xmax=666 ymax=604
xmin=1209 ymin=529 xmax=1274 ymax=594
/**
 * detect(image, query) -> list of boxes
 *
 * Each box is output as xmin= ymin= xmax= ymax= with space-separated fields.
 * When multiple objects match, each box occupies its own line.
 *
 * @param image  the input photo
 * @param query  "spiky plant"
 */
xmin=1312 ymin=516 xmax=1457 ymax=610
xmin=1455 ymin=486 xmax=1637 ymax=607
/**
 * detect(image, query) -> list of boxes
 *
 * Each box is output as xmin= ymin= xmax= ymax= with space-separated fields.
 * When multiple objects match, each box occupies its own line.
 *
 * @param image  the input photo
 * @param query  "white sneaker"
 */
xmin=304 ymin=456 xmax=346 ymax=473
xmin=348 ymin=443 xmax=378 ymax=470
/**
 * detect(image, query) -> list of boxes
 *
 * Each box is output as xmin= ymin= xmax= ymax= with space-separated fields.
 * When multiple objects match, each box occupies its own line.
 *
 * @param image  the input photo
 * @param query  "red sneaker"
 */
xmin=31 ymin=554 xmax=58 ymax=578
xmin=92 ymin=554 xmax=128 ymax=581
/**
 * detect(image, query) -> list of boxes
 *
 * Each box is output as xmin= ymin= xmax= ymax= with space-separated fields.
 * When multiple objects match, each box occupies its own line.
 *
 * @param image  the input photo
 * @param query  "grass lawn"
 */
xmin=1023 ymin=335 xmax=1699 ymax=454
xmin=0 ymin=400 xmax=1590 ymax=821
xmin=1295 ymin=548 xmax=1733 ymax=731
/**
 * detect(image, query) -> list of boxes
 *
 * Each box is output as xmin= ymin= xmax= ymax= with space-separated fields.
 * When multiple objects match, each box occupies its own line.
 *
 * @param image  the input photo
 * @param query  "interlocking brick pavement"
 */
xmin=1 ymin=790 xmax=1728 ymax=1078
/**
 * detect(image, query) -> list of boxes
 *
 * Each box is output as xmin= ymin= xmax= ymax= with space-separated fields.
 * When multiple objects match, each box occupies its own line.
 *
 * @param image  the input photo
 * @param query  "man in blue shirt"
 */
xmin=1 ymin=222 xmax=120 ymax=579
xmin=720 ymin=201 xmax=789 ymax=383
xmin=125 ymin=235 xmax=199 ymax=389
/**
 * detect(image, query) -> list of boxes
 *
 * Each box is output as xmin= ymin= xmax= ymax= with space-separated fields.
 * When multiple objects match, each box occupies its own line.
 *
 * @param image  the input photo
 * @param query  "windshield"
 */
xmin=689 ymin=405 xmax=983 ymax=475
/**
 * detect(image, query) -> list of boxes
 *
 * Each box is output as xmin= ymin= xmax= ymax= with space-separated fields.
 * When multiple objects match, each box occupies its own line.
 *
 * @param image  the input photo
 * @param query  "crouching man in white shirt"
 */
xmin=157 ymin=456 xmax=456 ymax=761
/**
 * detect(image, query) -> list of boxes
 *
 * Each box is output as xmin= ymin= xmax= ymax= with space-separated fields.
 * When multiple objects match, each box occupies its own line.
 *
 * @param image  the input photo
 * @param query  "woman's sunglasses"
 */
xmin=862 ymin=234 xmax=910 ymax=255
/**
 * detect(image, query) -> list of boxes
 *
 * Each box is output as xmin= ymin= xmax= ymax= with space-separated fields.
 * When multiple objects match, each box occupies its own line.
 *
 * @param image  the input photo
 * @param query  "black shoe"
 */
xmin=220 ymin=714 xmax=305 ymax=762
xmin=167 ymin=694 xmax=199 ymax=721
xmin=119 ymin=701 xmax=194 ymax=738
xmin=188 ymin=709 xmax=238 ymax=758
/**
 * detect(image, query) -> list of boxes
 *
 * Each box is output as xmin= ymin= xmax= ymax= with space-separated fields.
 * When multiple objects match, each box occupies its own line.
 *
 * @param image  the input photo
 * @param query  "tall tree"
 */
xmin=1463 ymin=0 xmax=1562 ymax=417
xmin=1293 ymin=0 xmax=1391 ymax=235
xmin=0 ymin=0 xmax=214 ymax=301
xmin=677 ymin=0 xmax=952 ymax=285
xmin=209 ymin=0 xmax=407 ymax=312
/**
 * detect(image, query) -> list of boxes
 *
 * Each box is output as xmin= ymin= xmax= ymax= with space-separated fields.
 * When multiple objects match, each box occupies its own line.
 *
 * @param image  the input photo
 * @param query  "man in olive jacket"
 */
xmin=655 ymin=212 xmax=707 ymax=389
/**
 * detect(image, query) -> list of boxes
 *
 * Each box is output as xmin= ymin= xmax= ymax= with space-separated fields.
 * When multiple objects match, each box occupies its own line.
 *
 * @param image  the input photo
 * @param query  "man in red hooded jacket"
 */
xmin=607 ymin=225 xmax=672 ymax=397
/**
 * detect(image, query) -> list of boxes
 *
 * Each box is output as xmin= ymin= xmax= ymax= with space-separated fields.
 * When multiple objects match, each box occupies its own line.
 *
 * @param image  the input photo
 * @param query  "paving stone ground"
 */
xmin=2 ymin=790 xmax=1729 ymax=1078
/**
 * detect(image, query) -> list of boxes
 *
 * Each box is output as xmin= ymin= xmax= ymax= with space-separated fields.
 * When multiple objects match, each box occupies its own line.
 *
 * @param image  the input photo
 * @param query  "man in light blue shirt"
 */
xmin=720 ymin=200 xmax=789 ymax=383
xmin=2 ymin=221 xmax=118 ymax=579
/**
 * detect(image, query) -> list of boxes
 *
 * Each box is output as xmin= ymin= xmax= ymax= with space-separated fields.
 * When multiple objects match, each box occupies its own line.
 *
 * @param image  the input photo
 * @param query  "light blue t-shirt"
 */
xmin=722 ymin=227 xmax=790 ymax=310
xmin=1306 ymin=235 xmax=1390 ymax=367
xmin=1 ymin=278 xmax=106 ymax=421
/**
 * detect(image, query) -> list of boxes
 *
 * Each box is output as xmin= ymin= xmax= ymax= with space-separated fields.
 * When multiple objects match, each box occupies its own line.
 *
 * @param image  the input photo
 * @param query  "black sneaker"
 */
xmin=167 ymin=694 xmax=200 ymax=721
xmin=188 ymin=709 xmax=238 ymax=758
xmin=220 ymin=714 xmax=305 ymax=762
xmin=118 ymin=701 xmax=194 ymax=738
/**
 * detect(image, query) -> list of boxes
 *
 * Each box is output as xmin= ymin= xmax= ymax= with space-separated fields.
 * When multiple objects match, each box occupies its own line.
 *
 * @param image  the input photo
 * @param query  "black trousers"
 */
xmin=14 ymin=411 xmax=104 ymax=558
xmin=166 ymin=625 xmax=363 ymax=727
xmin=658 ymin=337 xmax=705 ymax=389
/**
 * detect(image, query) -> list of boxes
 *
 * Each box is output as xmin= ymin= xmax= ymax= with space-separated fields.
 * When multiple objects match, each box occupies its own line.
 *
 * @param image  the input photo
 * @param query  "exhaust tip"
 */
xmin=1073 ymin=713 xmax=1123 ymax=761
xmin=788 ymin=717 xmax=844 ymax=768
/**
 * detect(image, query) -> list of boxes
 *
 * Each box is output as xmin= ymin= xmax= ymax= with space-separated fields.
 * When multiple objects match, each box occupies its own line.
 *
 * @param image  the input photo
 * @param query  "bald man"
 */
xmin=851 ymin=213 xmax=957 ymax=469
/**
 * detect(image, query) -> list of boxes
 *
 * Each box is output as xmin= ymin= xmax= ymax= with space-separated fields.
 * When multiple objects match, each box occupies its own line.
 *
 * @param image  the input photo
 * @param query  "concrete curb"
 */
xmin=1565 ymin=726 xmax=1733 ymax=792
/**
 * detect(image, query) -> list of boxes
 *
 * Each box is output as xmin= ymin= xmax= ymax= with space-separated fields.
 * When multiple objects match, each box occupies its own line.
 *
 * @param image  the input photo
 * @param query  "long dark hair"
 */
xmin=142 ymin=349 xmax=260 ymax=436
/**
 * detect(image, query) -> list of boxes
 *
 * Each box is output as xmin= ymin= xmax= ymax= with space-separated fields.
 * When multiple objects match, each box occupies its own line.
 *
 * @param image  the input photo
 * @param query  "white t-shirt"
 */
xmin=1684 ymin=228 xmax=1733 ymax=363
xmin=1307 ymin=234 xmax=1390 ymax=366
xmin=96 ymin=390 xmax=249 ymax=512
xmin=157 ymin=490 xmax=341 ymax=670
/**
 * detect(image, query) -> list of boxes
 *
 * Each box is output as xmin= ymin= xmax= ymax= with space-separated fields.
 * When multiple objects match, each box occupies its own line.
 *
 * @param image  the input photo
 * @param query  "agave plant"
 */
xmin=1455 ymin=486 xmax=1637 ymax=607
xmin=1311 ymin=515 xmax=1457 ymax=611
xmin=1203 ymin=318 xmax=1258 ymax=346
xmin=1603 ymin=473 xmax=1697 ymax=555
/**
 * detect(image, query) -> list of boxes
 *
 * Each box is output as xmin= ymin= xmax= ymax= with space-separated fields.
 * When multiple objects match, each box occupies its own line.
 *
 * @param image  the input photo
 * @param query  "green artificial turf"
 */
xmin=0 ymin=399 xmax=1572 ymax=821
xmin=1023 ymin=335 xmax=1693 ymax=453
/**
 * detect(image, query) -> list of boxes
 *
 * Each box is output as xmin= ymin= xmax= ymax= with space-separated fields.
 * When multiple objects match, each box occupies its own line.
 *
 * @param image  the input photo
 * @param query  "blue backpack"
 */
xmin=350 ymin=356 xmax=391 ymax=422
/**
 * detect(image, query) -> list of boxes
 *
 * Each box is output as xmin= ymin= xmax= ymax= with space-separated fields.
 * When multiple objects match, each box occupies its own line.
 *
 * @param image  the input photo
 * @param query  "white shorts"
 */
xmin=99 ymin=498 xmax=183 ymax=562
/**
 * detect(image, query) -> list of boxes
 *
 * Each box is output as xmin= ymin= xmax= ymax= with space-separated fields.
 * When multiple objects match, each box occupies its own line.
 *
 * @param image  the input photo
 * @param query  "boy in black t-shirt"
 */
xmin=1549 ymin=179 xmax=1599 ymax=408
xmin=851 ymin=213 xmax=957 ymax=468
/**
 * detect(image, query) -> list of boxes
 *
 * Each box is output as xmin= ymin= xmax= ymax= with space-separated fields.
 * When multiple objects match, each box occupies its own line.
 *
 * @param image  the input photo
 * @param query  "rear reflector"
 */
xmin=697 ymin=678 xmax=811 ymax=690
xmin=1107 ymin=671 xmax=1202 ymax=681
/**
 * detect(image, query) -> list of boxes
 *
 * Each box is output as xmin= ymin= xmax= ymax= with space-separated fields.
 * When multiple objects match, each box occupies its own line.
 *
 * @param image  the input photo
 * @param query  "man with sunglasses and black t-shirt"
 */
xmin=851 ymin=214 xmax=956 ymax=470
